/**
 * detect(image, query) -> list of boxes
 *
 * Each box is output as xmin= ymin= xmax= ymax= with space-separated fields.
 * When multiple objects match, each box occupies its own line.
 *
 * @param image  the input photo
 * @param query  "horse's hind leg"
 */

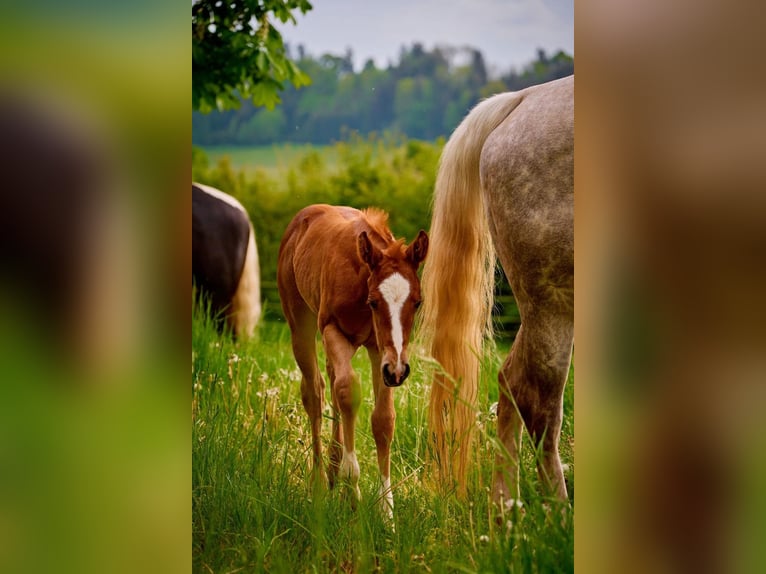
xmin=494 ymin=314 xmax=573 ymax=504
xmin=527 ymin=313 xmax=573 ymax=501
xmin=492 ymin=330 xmax=526 ymax=507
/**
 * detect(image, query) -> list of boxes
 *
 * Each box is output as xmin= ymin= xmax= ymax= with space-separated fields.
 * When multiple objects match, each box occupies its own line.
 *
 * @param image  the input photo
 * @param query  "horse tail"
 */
xmin=229 ymin=222 xmax=261 ymax=338
xmin=419 ymin=91 xmax=524 ymax=495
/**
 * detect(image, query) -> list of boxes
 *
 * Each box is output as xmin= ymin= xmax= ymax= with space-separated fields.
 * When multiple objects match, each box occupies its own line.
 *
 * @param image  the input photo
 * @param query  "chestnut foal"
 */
xmin=277 ymin=204 xmax=428 ymax=518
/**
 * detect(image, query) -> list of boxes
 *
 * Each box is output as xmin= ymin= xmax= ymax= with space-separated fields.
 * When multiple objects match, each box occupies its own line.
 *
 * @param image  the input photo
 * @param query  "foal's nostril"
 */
xmin=382 ymin=363 xmax=402 ymax=387
xmin=382 ymin=363 xmax=410 ymax=387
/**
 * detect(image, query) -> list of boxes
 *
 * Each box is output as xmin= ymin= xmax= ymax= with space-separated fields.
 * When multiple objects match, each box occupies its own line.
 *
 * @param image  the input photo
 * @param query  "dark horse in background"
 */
xmin=192 ymin=183 xmax=261 ymax=338
xmin=419 ymin=75 xmax=573 ymax=507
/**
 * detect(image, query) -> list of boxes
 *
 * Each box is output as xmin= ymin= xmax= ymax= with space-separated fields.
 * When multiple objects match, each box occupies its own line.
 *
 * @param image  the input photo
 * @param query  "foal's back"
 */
xmin=280 ymin=205 xmax=365 ymax=293
xmin=277 ymin=204 xmax=393 ymax=343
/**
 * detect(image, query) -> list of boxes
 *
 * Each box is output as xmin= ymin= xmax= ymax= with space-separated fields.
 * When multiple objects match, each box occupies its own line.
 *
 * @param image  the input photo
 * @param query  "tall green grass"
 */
xmin=192 ymin=306 xmax=573 ymax=573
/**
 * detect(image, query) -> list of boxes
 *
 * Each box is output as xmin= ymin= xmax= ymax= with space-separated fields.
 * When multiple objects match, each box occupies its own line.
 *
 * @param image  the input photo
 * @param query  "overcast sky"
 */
xmin=278 ymin=0 xmax=574 ymax=75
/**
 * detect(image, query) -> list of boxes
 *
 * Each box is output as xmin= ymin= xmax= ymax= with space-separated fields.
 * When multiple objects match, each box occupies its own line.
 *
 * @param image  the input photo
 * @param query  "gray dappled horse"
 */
xmin=419 ymin=75 xmax=573 ymax=506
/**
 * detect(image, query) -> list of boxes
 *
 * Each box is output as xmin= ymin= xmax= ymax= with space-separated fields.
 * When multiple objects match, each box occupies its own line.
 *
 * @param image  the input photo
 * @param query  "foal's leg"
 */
xmin=285 ymin=306 xmax=327 ymax=488
xmin=325 ymin=355 xmax=343 ymax=489
xmin=367 ymin=346 xmax=395 ymax=519
xmin=322 ymin=324 xmax=362 ymax=501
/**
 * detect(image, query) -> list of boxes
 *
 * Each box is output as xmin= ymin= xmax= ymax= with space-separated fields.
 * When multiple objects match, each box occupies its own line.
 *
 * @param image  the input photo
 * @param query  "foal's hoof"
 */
xmin=379 ymin=500 xmax=394 ymax=528
xmin=309 ymin=476 xmax=329 ymax=503
xmin=377 ymin=483 xmax=394 ymax=525
xmin=492 ymin=496 xmax=526 ymax=527
xmin=340 ymin=483 xmax=362 ymax=510
xmin=310 ymin=466 xmax=328 ymax=488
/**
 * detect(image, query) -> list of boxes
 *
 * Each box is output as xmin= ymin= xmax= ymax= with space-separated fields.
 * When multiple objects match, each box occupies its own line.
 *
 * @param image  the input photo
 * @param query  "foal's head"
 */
xmin=357 ymin=229 xmax=429 ymax=387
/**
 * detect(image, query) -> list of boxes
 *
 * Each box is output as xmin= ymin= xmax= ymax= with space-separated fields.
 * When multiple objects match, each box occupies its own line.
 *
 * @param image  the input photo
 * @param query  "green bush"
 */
xmin=193 ymin=136 xmax=440 ymax=316
xmin=192 ymin=136 xmax=520 ymax=337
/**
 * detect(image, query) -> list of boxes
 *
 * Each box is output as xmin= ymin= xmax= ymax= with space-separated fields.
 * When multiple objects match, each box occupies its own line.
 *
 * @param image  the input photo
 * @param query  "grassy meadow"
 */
xmin=192 ymin=138 xmax=573 ymax=571
xmin=192 ymin=307 xmax=574 ymax=573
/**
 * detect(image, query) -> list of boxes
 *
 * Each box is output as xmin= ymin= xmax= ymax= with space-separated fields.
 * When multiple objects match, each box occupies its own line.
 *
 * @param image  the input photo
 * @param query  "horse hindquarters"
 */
xmin=192 ymin=184 xmax=256 ymax=337
xmin=228 ymin=224 xmax=261 ymax=338
xmin=481 ymin=76 xmax=574 ymax=505
xmin=489 ymin=212 xmax=574 ymax=504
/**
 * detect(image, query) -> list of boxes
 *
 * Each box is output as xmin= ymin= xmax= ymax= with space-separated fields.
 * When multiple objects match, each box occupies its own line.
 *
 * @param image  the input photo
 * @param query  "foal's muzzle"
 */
xmin=382 ymin=362 xmax=410 ymax=387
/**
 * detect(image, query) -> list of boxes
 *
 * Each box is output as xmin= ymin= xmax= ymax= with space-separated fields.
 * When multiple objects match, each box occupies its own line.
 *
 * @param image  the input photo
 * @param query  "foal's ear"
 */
xmin=406 ymin=230 xmax=429 ymax=266
xmin=357 ymin=231 xmax=382 ymax=270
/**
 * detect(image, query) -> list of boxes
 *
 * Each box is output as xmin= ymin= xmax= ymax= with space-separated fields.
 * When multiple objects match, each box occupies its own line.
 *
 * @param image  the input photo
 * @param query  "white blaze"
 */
xmin=379 ymin=475 xmax=394 ymax=520
xmin=378 ymin=272 xmax=410 ymax=367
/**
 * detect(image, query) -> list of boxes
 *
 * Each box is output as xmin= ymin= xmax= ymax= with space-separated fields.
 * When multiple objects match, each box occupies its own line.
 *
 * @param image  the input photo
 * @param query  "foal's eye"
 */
xmin=368 ymin=299 xmax=378 ymax=309
xmin=414 ymin=300 xmax=422 ymax=309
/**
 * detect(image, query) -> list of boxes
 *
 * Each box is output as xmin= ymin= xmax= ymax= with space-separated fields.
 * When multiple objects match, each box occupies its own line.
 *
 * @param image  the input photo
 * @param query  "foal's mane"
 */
xmin=362 ymin=207 xmax=407 ymax=257
xmin=361 ymin=207 xmax=390 ymax=236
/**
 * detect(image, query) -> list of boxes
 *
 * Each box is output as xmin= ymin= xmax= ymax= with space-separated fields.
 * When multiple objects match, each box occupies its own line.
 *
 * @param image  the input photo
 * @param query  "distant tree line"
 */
xmin=192 ymin=44 xmax=573 ymax=145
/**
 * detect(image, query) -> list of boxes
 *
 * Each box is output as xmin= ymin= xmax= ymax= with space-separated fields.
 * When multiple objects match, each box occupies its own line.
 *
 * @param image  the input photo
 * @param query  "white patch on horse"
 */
xmin=194 ymin=182 xmax=247 ymax=214
xmin=339 ymin=447 xmax=360 ymax=480
xmin=378 ymin=272 xmax=410 ymax=366
xmin=339 ymin=447 xmax=361 ymax=500
xmin=379 ymin=475 xmax=394 ymax=520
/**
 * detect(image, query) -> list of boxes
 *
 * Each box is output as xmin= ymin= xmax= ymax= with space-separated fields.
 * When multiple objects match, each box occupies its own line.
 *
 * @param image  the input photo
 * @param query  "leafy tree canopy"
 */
xmin=192 ymin=0 xmax=313 ymax=112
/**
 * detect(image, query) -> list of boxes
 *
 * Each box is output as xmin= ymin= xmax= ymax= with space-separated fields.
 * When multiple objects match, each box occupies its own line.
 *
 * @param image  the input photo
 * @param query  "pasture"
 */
xmin=192 ymin=308 xmax=574 ymax=573
xmin=192 ymin=135 xmax=573 ymax=571
xmin=199 ymin=144 xmax=340 ymax=178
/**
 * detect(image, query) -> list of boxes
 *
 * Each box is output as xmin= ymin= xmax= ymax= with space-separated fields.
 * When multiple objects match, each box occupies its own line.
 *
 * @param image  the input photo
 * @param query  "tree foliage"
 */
xmin=193 ymin=45 xmax=574 ymax=144
xmin=192 ymin=0 xmax=313 ymax=112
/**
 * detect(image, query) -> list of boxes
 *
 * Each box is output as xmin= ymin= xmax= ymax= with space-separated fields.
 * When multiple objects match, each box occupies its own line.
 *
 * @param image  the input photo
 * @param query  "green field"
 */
xmin=198 ymin=144 xmax=339 ymax=177
xmin=192 ymin=307 xmax=574 ymax=573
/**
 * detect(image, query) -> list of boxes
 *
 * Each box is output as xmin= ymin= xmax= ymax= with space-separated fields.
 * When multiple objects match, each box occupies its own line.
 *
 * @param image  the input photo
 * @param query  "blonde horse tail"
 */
xmin=419 ymin=91 xmax=524 ymax=496
xmin=229 ymin=223 xmax=261 ymax=338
